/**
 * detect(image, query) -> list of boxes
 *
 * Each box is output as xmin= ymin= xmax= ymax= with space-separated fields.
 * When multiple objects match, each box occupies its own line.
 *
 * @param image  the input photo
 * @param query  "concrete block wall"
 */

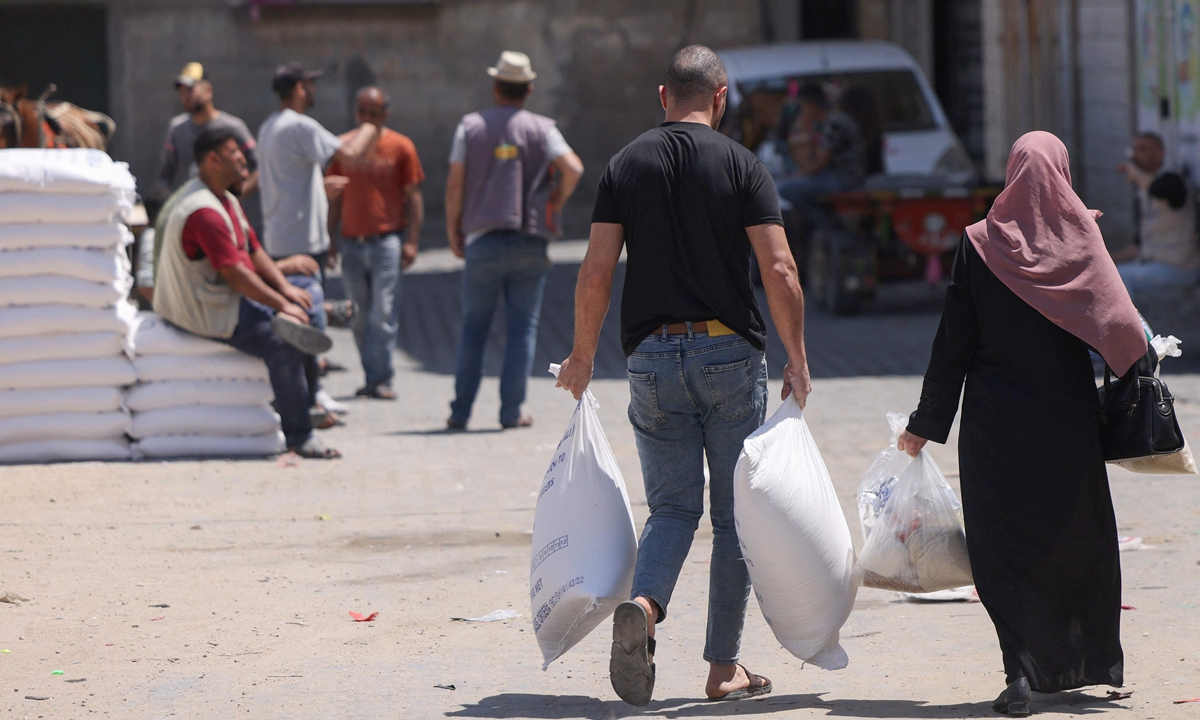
xmin=1076 ymin=0 xmax=1136 ymax=247
xmin=105 ymin=0 xmax=767 ymax=241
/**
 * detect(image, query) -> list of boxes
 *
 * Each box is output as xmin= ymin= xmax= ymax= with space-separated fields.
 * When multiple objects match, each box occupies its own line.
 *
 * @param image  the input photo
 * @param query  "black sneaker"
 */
xmin=270 ymin=314 xmax=333 ymax=355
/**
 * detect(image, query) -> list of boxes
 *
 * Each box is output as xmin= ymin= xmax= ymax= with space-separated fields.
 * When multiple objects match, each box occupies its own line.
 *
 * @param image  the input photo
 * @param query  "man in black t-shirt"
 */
xmin=556 ymin=45 xmax=811 ymax=707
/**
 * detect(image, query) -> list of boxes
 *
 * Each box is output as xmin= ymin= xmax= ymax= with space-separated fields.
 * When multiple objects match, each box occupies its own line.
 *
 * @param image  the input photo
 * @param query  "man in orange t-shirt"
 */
xmin=328 ymin=86 xmax=425 ymax=399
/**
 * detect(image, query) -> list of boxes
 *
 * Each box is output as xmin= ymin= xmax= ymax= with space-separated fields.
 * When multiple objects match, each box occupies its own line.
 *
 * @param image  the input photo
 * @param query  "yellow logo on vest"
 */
xmin=494 ymin=143 xmax=519 ymax=160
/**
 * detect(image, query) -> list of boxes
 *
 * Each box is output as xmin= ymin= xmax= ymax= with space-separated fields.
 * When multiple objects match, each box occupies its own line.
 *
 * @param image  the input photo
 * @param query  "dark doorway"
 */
xmin=0 ymin=4 xmax=109 ymax=114
xmin=801 ymin=0 xmax=856 ymax=39
xmin=933 ymin=0 xmax=984 ymax=167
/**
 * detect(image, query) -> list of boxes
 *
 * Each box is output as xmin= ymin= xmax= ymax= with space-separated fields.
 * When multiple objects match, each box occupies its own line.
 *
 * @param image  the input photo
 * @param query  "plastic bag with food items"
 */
xmin=855 ymin=413 xmax=973 ymax=593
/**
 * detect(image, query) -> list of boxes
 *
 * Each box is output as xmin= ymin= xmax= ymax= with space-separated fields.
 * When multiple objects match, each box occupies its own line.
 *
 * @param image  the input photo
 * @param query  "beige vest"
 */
xmin=152 ymin=185 xmax=250 ymax=339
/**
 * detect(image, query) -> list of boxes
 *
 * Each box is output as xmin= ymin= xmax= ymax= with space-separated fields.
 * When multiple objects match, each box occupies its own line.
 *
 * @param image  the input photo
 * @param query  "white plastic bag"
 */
xmin=0 ymin=386 xmax=124 ymax=419
xmin=0 ymin=332 xmax=127 ymax=364
xmin=530 ymin=367 xmax=637 ymax=669
xmin=856 ymin=415 xmax=973 ymax=593
xmin=733 ymin=398 xmax=857 ymax=670
xmin=0 ymin=148 xmax=136 ymax=195
xmin=0 ymin=193 xmax=129 ymax=225
xmin=1112 ymin=441 xmax=1199 ymax=474
xmin=0 ymin=438 xmax=130 ymax=464
xmin=133 ymin=353 xmax=269 ymax=382
xmin=126 ymin=379 xmax=274 ymax=412
xmin=0 ymin=223 xmax=133 ymax=251
xmin=0 ymin=411 xmax=130 ymax=445
xmin=129 ymin=405 xmax=281 ymax=439
xmin=0 ymin=356 xmax=136 ymax=390
xmin=130 ymin=312 xmax=240 ymax=356
xmin=133 ymin=432 xmax=285 ymax=459
xmin=856 ymin=413 xmax=913 ymax=543
xmin=0 ymin=246 xmax=131 ymax=283
xmin=0 ymin=275 xmax=131 ymax=309
xmin=0 ymin=303 xmax=136 ymax=339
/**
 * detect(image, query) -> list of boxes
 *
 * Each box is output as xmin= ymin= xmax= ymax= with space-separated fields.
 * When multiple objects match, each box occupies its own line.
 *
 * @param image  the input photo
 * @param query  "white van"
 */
xmin=718 ymin=40 xmax=976 ymax=184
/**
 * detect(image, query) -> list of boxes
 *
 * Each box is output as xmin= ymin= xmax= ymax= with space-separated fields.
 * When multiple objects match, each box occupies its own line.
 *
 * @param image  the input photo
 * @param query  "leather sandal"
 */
xmin=289 ymin=436 xmax=341 ymax=459
xmin=708 ymin=664 xmax=773 ymax=701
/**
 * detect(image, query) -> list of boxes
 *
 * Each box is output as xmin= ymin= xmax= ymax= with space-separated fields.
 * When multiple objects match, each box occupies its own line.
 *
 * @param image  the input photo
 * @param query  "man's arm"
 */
xmin=249 ymin=247 xmax=313 ymax=309
xmin=241 ymin=169 xmax=260 ymax=197
xmin=747 ymin=222 xmax=812 ymax=407
xmin=550 ymin=152 xmax=584 ymax=213
xmin=402 ymin=184 xmax=424 ymax=270
xmin=555 ymin=222 xmax=624 ymax=399
xmin=446 ymin=162 xmax=466 ymax=258
xmin=219 ymin=261 xmax=309 ymax=324
xmin=332 ymin=123 xmax=378 ymax=167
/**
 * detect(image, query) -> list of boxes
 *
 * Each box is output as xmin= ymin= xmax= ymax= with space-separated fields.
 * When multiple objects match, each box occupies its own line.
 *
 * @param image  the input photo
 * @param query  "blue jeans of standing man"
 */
xmin=450 ymin=230 xmax=550 ymax=427
xmin=626 ymin=330 xmax=768 ymax=665
xmin=224 ymin=276 xmax=325 ymax=448
xmin=339 ymin=232 xmax=403 ymax=390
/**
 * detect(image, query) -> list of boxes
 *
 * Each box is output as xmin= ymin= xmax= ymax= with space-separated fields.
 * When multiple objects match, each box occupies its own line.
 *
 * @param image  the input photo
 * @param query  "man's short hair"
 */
xmin=664 ymin=45 xmax=727 ymax=106
xmin=495 ymin=80 xmax=530 ymax=101
xmin=1136 ymin=131 xmax=1165 ymax=150
xmin=194 ymin=127 xmax=239 ymax=166
xmin=356 ymin=85 xmax=390 ymax=108
xmin=797 ymin=82 xmax=829 ymax=108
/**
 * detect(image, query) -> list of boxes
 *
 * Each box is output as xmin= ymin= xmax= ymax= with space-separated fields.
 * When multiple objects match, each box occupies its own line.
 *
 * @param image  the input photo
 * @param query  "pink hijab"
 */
xmin=966 ymin=131 xmax=1147 ymax=376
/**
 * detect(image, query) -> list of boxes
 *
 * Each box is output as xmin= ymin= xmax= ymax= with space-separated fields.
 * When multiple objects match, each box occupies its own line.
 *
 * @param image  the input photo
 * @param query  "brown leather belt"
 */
xmin=660 ymin=319 xmax=736 ymax=337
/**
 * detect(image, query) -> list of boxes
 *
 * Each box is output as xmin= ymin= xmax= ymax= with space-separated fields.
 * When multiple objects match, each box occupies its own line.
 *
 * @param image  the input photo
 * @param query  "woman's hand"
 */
xmin=897 ymin=429 xmax=928 ymax=458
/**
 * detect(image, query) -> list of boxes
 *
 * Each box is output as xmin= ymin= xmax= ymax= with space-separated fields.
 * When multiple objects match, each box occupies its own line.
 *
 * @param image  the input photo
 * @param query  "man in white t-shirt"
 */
xmin=258 ymin=63 xmax=379 ymax=274
xmin=258 ymin=64 xmax=378 ymax=422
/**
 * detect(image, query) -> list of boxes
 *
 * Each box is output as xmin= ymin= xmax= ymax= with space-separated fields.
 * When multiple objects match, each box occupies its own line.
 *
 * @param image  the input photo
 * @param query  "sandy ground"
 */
xmin=1 ymin=330 xmax=1199 ymax=719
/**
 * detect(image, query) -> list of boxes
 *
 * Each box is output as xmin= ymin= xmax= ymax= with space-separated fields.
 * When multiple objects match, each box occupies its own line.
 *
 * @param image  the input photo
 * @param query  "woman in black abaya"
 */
xmin=898 ymin=132 xmax=1148 ymax=716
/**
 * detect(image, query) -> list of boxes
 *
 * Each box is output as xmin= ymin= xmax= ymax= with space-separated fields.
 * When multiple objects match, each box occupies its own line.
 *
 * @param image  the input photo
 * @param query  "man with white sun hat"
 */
xmin=444 ymin=51 xmax=585 ymax=431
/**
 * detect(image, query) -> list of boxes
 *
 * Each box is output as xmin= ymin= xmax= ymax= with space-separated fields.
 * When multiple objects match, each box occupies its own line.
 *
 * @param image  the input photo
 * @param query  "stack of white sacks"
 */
xmin=0 ymin=149 xmax=138 ymax=463
xmin=127 ymin=312 xmax=285 ymax=459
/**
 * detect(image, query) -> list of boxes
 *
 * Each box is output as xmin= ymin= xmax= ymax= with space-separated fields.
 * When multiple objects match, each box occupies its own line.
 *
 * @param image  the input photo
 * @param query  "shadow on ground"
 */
xmin=395 ymin=263 xmax=1200 ymax=380
xmin=445 ymin=689 xmax=1128 ymax=719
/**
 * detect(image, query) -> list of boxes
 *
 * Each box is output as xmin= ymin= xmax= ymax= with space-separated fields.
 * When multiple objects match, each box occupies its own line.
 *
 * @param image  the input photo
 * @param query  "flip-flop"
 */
xmin=610 ymin=600 xmax=656 ymax=706
xmin=311 ymin=407 xmax=345 ymax=429
xmin=708 ymin=664 xmax=772 ymax=702
xmin=289 ymin=436 xmax=341 ymax=459
xmin=325 ymin=300 xmax=356 ymax=328
xmin=270 ymin=314 xmax=333 ymax=355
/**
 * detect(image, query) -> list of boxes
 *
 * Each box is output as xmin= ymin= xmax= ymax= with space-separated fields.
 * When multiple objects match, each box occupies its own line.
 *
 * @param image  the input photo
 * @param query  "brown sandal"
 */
xmin=707 ymin=664 xmax=772 ymax=701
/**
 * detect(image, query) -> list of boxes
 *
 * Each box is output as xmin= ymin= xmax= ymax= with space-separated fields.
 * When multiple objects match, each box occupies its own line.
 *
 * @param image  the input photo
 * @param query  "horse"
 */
xmin=0 ymin=83 xmax=115 ymax=151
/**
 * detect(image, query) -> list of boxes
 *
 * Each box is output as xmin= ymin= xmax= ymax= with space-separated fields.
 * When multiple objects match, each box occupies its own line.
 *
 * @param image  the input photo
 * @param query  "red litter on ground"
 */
xmin=349 ymin=611 xmax=378 ymax=622
xmin=1121 ymin=605 xmax=1136 ymax=610
xmin=1176 ymin=698 xmax=1200 ymax=704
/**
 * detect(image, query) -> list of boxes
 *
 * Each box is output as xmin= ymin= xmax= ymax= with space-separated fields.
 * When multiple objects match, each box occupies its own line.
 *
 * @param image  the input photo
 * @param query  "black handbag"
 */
xmin=1098 ymin=350 xmax=1185 ymax=462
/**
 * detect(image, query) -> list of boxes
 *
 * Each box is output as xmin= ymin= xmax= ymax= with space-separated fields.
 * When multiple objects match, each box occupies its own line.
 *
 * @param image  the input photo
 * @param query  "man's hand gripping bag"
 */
xmin=530 ymin=385 xmax=638 ymax=669
xmin=733 ymin=399 xmax=857 ymax=669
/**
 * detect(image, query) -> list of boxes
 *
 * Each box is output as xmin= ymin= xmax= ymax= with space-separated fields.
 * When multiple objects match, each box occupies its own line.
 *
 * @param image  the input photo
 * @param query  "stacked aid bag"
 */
xmin=0 ymin=149 xmax=138 ymax=463
xmin=127 ymin=312 xmax=284 ymax=459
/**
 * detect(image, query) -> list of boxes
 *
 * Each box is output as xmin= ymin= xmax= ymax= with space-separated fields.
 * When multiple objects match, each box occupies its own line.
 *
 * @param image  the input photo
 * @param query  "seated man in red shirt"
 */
xmin=154 ymin=127 xmax=340 ymax=459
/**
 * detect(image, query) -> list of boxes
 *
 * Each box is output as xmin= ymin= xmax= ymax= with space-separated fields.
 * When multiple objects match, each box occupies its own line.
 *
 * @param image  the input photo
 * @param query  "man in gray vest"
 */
xmin=155 ymin=127 xmax=341 ymax=459
xmin=445 ymin=51 xmax=584 ymax=430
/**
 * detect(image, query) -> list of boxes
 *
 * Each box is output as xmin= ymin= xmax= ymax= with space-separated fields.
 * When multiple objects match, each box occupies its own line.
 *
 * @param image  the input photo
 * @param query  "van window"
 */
xmin=814 ymin=70 xmax=936 ymax=132
xmin=737 ymin=70 xmax=937 ymax=134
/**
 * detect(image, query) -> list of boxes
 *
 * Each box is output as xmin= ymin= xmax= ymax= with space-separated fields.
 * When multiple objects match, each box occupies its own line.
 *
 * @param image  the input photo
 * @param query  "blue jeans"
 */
xmin=626 ymin=330 xmax=768 ymax=665
xmin=224 ymin=276 xmax=325 ymax=448
xmin=450 ymin=231 xmax=550 ymax=427
xmin=339 ymin=232 xmax=403 ymax=390
xmin=777 ymin=170 xmax=848 ymax=230
xmin=1117 ymin=260 xmax=1198 ymax=294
